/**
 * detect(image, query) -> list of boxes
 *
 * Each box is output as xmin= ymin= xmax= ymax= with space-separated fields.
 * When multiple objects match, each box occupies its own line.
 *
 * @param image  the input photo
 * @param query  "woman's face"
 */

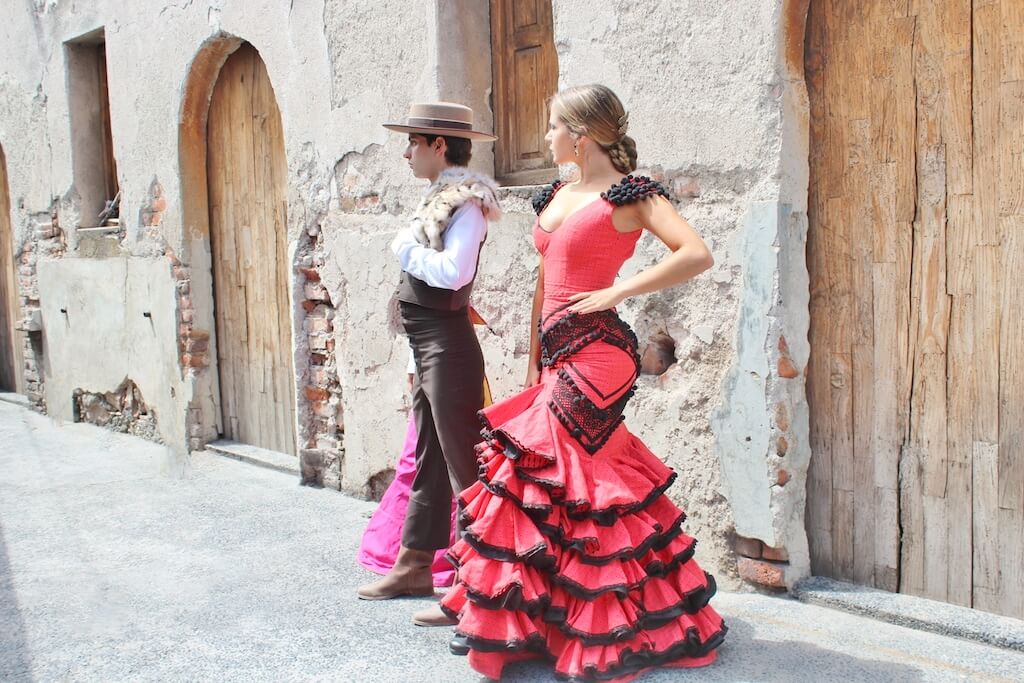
xmin=545 ymin=106 xmax=577 ymax=165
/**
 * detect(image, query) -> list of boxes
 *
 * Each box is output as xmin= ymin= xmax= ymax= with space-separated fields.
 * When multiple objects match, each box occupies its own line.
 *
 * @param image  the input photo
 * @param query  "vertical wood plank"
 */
xmin=973 ymin=2 xmax=1002 ymax=246
xmin=945 ymin=294 xmax=974 ymax=606
xmin=872 ymin=262 xmax=901 ymax=589
xmin=972 ymin=441 xmax=999 ymax=598
xmin=998 ymin=222 xmax=1024 ymax=510
xmin=852 ymin=342 xmax=876 ymax=584
xmin=999 ymin=81 xmax=1024 ymax=217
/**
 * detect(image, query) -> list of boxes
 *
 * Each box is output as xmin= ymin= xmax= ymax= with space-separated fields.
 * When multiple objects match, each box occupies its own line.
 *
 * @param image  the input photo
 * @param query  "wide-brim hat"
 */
xmin=383 ymin=102 xmax=497 ymax=141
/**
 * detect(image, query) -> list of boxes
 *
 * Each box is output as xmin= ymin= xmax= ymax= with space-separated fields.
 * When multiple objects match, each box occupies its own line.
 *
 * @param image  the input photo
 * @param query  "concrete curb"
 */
xmin=0 ymin=392 xmax=30 ymax=408
xmin=204 ymin=439 xmax=301 ymax=477
xmin=793 ymin=576 xmax=1024 ymax=653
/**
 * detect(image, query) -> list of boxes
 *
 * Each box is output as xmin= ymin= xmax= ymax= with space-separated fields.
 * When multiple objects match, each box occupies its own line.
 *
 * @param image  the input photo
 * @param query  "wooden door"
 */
xmin=0 ymin=146 xmax=24 ymax=394
xmin=491 ymin=0 xmax=559 ymax=184
xmin=805 ymin=0 xmax=1024 ymax=618
xmin=206 ymin=43 xmax=297 ymax=456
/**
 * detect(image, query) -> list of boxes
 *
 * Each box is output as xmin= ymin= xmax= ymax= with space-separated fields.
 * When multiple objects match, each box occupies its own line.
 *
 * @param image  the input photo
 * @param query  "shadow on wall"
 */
xmin=0 ymin=519 xmax=34 ymax=680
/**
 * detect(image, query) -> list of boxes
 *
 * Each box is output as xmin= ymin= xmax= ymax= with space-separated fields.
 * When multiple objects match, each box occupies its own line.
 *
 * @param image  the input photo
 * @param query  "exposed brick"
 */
xmin=672 ymin=176 xmax=700 ymax=198
xmin=309 ymin=304 xmax=332 ymax=319
xmin=777 ymin=435 xmax=789 ymax=456
xmin=181 ymin=309 xmax=194 ymax=323
xmin=355 ymin=194 xmax=381 ymax=209
xmin=315 ymin=435 xmax=340 ymax=451
xmin=304 ymin=281 xmax=328 ymax=302
xmin=304 ymin=386 xmax=330 ymax=401
xmin=310 ymin=353 xmax=326 ymax=365
xmin=182 ymin=353 xmax=207 ymax=368
xmin=762 ymin=545 xmax=790 ymax=562
xmin=311 ymin=367 xmax=331 ymax=387
xmin=734 ymin=535 xmax=763 ymax=559
xmin=777 ymin=469 xmax=790 ymax=487
xmin=737 ymin=557 xmax=786 ymax=588
xmin=775 ymin=402 xmax=790 ymax=431
xmin=777 ymin=357 xmax=800 ymax=379
xmin=186 ymin=337 xmax=209 ymax=354
xmin=302 ymin=300 xmax=317 ymax=313
xmin=778 ymin=335 xmax=790 ymax=355
xmin=311 ymin=400 xmax=335 ymax=418
xmin=304 ymin=317 xmax=331 ymax=334
xmin=299 ymin=267 xmax=320 ymax=282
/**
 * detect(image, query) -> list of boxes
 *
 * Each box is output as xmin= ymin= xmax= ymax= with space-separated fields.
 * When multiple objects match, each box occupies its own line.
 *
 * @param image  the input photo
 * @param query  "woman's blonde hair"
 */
xmin=550 ymin=84 xmax=637 ymax=175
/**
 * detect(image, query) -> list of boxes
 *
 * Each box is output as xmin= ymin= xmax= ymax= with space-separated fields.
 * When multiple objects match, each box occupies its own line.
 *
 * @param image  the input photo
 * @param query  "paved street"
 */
xmin=1 ymin=400 xmax=1021 ymax=682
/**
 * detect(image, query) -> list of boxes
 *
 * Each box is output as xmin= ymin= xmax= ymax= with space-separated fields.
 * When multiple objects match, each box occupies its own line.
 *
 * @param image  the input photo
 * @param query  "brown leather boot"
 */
xmin=412 ymin=602 xmax=458 ymax=627
xmin=357 ymin=546 xmax=435 ymax=600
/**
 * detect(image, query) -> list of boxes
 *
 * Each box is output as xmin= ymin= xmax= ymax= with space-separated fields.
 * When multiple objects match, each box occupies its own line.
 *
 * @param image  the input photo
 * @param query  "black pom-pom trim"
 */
xmin=599 ymin=175 xmax=671 ymax=206
xmin=532 ymin=180 xmax=565 ymax=215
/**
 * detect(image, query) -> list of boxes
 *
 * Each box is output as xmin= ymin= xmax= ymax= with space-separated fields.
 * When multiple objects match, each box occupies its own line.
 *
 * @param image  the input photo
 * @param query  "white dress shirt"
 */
xmin=390 ymin=202 xmax=488 ymax=291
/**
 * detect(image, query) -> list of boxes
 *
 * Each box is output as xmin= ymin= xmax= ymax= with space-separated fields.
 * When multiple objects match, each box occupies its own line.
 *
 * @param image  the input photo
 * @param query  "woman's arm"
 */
xmin=568 ymin=197 xmax=713 ymax=314
xmin=525 ymin=258 xmax=545 ymax=387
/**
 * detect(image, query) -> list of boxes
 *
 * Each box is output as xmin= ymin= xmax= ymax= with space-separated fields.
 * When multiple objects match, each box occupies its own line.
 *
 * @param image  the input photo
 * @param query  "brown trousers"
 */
xmin=400 ymin=302 xmax=485 ymax=551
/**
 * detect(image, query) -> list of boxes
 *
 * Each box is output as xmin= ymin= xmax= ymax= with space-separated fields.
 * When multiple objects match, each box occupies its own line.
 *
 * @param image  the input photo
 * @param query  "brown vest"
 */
xmin=395 ymin=235 xmax=485 ymax=311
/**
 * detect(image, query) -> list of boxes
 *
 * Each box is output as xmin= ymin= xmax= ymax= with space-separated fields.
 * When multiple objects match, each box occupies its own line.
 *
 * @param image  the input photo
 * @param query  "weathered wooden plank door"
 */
xmin=490 ymin=0 xmax=559 ymax=184
xmin=0 ymin=145 xmax=24 ymax=394
xmin=206 ymin=43 xmax=296 ymax=456
xmin=805 ymin=0 xmax=1024 ymax=619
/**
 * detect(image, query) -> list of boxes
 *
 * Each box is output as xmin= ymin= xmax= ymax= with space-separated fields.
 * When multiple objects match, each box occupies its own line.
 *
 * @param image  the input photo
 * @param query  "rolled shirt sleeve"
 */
xmin=391 ymin=202 xmax=487 ymax=290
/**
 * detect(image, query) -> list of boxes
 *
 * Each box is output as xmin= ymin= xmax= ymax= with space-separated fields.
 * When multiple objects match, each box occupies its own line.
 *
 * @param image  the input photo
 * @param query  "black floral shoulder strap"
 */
xmin=600 ymin=175 xmax=671 ymax=206
xmin=531 ymin=180 xmax=565 ymax=215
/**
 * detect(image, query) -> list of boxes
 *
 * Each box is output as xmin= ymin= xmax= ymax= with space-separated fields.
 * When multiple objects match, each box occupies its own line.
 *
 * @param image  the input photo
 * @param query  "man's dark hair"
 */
xmin=422 ymin=134 xmax=473 ymax=167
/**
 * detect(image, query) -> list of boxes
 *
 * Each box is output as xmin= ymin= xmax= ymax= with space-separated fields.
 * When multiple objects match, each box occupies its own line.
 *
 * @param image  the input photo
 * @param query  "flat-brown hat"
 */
xmin=382 ymin=101 xmax=497 ymax=141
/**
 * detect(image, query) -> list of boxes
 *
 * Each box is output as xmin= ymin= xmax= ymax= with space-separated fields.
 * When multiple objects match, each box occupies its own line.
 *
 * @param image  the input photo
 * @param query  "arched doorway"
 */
xmin=0 ymin=145 xmax=24 ymax=394
xmin=206 ymin=43 xmax=296 ymax=455
xmin=804 ymin=0 xmax=1023 ymax=618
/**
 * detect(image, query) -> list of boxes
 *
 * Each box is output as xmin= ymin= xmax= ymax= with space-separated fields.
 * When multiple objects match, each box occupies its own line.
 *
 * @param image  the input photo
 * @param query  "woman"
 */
xmin=441 ymin=85 xmax=726 ymax=681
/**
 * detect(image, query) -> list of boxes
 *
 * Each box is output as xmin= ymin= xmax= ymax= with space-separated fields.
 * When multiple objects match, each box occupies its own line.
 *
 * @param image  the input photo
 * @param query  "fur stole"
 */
xmin=410 ymin=167 xmax=502 ymax=250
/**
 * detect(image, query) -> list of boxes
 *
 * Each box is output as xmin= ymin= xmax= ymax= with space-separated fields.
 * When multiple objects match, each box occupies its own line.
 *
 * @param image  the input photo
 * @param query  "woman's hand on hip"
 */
xmin=524 ymin=364 xmax=541 ymax=388
xmin=567 ymin=285 xmax=626 ymax=314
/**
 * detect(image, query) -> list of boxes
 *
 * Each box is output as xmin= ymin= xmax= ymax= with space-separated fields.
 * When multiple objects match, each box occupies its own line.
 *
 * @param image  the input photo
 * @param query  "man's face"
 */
xmin=403 ymin=134 xmax=446 ymax=179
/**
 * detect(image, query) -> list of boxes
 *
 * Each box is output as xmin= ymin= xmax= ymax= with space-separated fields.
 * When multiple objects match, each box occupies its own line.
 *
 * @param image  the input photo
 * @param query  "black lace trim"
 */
xmin=532 ymin=180 xmax=565 ymax=215
xmin=539 ymin=307 xmax=640 ymax=369
xmin=536 ymin=309 xmax=642 ymax=454
xmin=469 ymin=462 xmax=678 ymax=527
xmin=475 ymin=464 xmax=689 ymax=565
xmin=453 ymin=623 xmax=727 ymax=683
xmin=600 ymin=174 xmax=671 ymax=206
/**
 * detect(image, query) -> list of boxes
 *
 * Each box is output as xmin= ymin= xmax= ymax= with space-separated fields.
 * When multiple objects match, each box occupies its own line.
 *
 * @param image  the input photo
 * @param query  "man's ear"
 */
xmin=433 ymin=137 xmax=447 ymax=157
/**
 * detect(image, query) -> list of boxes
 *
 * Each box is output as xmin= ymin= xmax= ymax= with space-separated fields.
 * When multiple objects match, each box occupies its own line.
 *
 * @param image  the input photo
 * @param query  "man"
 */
xmin=357 ymin=102 xmax=500 ymax=628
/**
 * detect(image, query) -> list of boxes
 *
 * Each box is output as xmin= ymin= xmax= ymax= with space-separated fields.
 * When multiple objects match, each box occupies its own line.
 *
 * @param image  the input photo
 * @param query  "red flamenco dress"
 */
xmin=441 ymin=176 xmax=727 ymax=682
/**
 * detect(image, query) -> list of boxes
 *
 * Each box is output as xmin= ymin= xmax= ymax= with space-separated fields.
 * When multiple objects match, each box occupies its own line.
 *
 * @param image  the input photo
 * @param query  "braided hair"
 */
xmin=550 ymin=84 xmax=637 ymax=174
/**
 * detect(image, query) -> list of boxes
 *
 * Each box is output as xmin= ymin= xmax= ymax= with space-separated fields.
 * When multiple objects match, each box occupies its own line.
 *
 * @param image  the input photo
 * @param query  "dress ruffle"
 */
xmin=442 ymin=370 xmax=726 ymax=681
